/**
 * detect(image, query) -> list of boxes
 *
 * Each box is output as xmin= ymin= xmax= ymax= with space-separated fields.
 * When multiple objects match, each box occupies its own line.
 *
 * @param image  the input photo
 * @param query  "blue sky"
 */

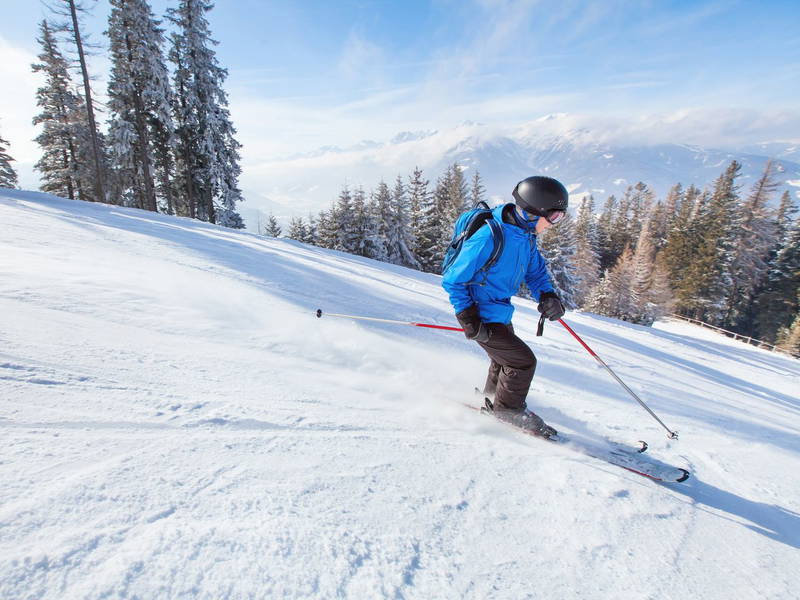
xmin=1 ymin=0 xmax=799 ymax=188
xmin=217 ymin=0 xmax=798 ymax=110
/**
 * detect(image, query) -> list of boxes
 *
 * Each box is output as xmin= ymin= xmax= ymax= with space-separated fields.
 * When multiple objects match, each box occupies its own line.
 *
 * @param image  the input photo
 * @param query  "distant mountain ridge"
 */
xmin=449 ymin=135 xmax=800 ymax=203
xmin=250 ymin=119 xmax=800 ymax=225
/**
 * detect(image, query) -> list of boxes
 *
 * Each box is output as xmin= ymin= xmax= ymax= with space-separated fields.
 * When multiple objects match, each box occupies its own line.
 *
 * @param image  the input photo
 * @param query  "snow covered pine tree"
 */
xmin=168 ymin=0 xmax=244 ymax=227
xmin=0 ymin=132 xmax=18 ymax=189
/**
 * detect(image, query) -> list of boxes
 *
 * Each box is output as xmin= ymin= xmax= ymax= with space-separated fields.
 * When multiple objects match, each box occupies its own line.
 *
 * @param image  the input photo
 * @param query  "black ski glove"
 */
xmin=538 ymin=291 xmax=565 ymax=321
xmin=456 ymin=304 xmax=490 ymax=343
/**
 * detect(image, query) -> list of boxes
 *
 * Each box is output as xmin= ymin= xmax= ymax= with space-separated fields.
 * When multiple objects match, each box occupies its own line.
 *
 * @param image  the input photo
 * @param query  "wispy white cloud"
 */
xmin=637 ymin=0 xmax=732 ymax=37
xmin=513 ymin=109 xmax=800 ymax=148
xmin=336 ymin=32 xmax=386 ymax=83
xmin=228 ymin=78 xmax=579 ymax=170
xmin=428 ymin=0 xmax=542 ymax=84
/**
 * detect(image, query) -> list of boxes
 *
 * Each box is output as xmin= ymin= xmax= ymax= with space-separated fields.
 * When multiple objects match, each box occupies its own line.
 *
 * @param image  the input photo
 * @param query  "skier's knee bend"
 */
xmin=501 ymin=362 xmax=535 ymax=379
xmin=509 ymin=349 xmax=536 ymax=373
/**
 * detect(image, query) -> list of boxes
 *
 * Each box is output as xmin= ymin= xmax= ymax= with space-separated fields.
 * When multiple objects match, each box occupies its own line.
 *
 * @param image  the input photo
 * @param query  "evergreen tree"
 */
xmin=630 ymin=217 xmax=673 ymax=325
xmin=776 ymin=308 xmax=800 ymax=356
xmin=688 ymin=185 xmax=707 ymax=220
xmin=572 ymin=195 xmax=601 ymax=306
xmin=596 ymin=194 xmax=618 ymax=272
xmin=647 ymin=200 xmax=669 ymax=253
xmin=776 ymin=190 xmax=797 ymax=242
xmin=263 ymin=213 xmax=281 ymax=237
xmin=286 ymin=216 xmax=308 ymax=242
xmin=755 ymin=190 xmax=798 ymax=327
xmin=150 ymin=108 xmax=177 ymax=214
xmin=538 ymin=213 xmax=579 ymax=309
xmin=586 ymin=247 xmax=637 ymax=321
xmin=106 ymin=0 xmax=175 ymax=213
xmin=723 ymin=160 xmax=779 ymax=331
xmin=47 ymin=0 xmax=108 ymax=202
xmin=627 ymin=181 xmax=654 ymax=243
xmin=678 ymin=161 xmax=741 ymax=323
xmin=368 ymin=181 xmax=392 ymax=261
xmin=470 ymin=170 xmax=486 ymax=206
xmin=663 ymin=183 xmax=683 ymax=235
xmin=446 ymin=162 xmax=469 ymax=221
xmin=430 ymin=163 xmax=468 ymax=267
xmin=429 ymin=167 xmax=451 ymax=268
xmin=660 ymin=184 xmax=701 ymax=298
xmin=168 ymin=0 xmax=244 ymax=227
xmin=32 ymin=20 xmax=96 ymax=201
xmin=315 ymin=206 xmax=338 ymax=250
xmin=333 ymin=185 xmax=358 ymax=252
xmin=585 ymin=215 xmax=672 ymax=326
xmin=0 ymin=132 xmax=18 ymax=188
xmin=594 ymin=182 xmax=651 ymax=274
xmin=608 ymin=187 xmax=632 ymax=265
xmin=754 ymin=217 xmax=800 ymax=342
xmin=350 ymin=186 xmax=379 ymax=258
xmin=408 ymin=167 xmax=437 ymax=272
xmin=603 ymin=182 xmax=653 ymax=271
xmin=660 ymin=185 xmax=691 ymax=266
xmin=385 ymin=175 xmax=420 ymax=268
xmin=304 ymin=213 xmax=318 ymax=245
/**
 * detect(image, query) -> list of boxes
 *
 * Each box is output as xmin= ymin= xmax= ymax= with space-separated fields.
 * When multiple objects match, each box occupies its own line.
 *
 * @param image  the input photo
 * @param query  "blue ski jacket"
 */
xmin=442 ymin=203 xmax=554 ymax=324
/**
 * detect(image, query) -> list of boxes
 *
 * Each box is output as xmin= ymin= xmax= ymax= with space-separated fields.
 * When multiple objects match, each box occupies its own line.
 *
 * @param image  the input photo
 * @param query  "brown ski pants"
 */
xmin=477 ymin=322 xmax=537 ymax=411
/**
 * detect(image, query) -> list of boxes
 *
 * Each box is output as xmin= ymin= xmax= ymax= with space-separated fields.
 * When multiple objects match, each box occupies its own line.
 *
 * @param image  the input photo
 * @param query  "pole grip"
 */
xmin=537 ymin=314 xmax=545 ymax=336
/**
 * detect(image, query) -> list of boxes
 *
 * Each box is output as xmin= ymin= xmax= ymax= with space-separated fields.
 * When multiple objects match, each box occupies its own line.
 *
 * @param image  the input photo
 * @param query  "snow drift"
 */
xmin=1 ymin=190 xmax=798 ymax=599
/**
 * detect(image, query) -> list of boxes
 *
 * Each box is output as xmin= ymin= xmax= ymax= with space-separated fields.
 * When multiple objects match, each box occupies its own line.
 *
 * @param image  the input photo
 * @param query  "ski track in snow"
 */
xmin=1 ymin=190 xmax=799 ymax=599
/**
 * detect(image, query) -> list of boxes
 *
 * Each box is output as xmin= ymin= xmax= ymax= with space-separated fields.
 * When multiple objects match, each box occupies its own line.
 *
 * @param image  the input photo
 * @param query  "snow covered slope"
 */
xmin=1 ymin=190 xmax=799 ymax=599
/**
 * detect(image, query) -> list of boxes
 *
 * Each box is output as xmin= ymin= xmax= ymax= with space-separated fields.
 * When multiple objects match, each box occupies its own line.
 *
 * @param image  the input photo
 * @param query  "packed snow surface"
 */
xmin=1 ymin=190 xmax=799 ymax=599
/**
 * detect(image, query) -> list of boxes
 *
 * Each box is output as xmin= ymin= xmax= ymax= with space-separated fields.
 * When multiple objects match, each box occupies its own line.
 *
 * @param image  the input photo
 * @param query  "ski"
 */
xmin=472 ymin=388 xmax=649 ymax=454
xmin=469 ymin=397 xmax=690 ymax=483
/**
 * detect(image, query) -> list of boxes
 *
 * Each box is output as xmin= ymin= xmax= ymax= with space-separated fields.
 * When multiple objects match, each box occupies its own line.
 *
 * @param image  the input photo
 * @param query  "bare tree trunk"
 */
xmin=172 ymin=49 xmax=195 ymax=219
xmin=161 ymin=151 xmax=175 ymax=215
xmin=206 ymin=187 xmax=216 ymax=224
xmin=67 ymin=0 xmax=105 ymax=203
xmin=56 ymin=98 xmax=76 ymax=200
xmin=66 ymin=138 xmax=85 ymax=200
xmin=160 ymin=156 xmax=175 ymax=215
xmin=134 ymin=103 xmax=157 ymax=211
xmin=61 ymin=147 xmax=74 ymax=200
xmin=183 ymin=142 xmax=196 ymax=219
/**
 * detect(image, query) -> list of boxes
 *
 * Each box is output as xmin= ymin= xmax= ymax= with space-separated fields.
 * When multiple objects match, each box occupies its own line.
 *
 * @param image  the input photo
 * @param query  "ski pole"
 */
xmin=315 ymin=309 xmax=464 ymax=332
xmin=557 ymin=319 xmax=679 ymax=440
xmin=316 ymin=308 xmax=678 ymax=438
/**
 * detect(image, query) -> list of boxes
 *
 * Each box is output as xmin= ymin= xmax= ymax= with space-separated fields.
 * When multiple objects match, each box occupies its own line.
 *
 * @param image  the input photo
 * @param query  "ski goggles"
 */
xmin=541 ymin=209 xmax=566 ymax=224
xmin=518 ymin=206 xmax=565 ymax=225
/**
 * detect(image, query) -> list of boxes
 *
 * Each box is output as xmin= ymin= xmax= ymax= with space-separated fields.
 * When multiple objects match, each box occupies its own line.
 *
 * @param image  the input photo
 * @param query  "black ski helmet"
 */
xmin=512 ymin=176 xmax=569 ymax=216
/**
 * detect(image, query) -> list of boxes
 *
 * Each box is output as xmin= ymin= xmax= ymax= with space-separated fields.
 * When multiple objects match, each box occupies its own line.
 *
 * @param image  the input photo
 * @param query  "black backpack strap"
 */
xmin=478 ymin=218 xmax=504 ymax=274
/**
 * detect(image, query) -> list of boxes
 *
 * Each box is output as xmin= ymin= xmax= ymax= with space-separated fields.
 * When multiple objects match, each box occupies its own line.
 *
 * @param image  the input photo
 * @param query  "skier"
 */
xmin=442 ymin=176 xmax=569 ymax=437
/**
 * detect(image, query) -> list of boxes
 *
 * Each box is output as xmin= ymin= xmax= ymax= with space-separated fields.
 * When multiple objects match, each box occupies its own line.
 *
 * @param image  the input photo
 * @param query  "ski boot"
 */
xmin=482 ymin=398 xmax=558 ymax=438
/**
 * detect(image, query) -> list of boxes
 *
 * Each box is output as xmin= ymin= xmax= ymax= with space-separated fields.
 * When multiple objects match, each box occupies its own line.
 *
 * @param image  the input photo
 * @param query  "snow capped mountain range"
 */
xmin=248 ymin=115 xmax=800 ymax=225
